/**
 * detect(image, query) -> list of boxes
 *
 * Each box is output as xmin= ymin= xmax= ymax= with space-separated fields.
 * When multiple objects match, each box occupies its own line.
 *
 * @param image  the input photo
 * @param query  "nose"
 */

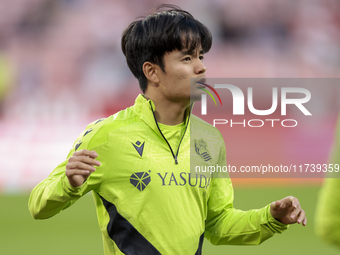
xmin=195 ymin=59 xmax=206 ymax=74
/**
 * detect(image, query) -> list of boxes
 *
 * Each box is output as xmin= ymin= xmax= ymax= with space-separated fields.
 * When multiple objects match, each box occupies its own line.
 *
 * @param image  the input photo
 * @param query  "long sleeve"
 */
xmin=29 ymin=159 xmax=88 ymax=219
xmin=205 ymin=178 xmax=288 ymax=245
xmin=205 ymin=137 xmax=288 ymax=245
xmin=28 ymin=121 xmax=108 ymax=219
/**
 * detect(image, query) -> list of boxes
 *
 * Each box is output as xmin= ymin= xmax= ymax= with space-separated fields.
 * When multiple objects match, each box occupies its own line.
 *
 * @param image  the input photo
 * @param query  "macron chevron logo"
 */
xmin=83 ymin=128 xmax=93 ymax=137
xmin=132 ymin=141 xmax=145 ymax=157
xmin=75 ymin=140 xmax=82 ymax=151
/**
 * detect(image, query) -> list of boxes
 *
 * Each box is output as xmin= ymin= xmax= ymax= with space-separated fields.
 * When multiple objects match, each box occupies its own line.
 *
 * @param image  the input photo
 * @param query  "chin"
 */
xmin=190 ymin=88 xmax=204 ymax=103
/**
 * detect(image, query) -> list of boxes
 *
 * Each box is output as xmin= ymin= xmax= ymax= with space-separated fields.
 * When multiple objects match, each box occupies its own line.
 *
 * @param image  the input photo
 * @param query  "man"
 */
xmin=29 ymin=5 xmax=307 ymax=255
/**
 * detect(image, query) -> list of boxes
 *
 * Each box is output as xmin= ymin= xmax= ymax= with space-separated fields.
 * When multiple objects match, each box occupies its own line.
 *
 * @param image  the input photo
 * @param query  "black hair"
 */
xmin=121 ymin=4 xmax=212 ymax=93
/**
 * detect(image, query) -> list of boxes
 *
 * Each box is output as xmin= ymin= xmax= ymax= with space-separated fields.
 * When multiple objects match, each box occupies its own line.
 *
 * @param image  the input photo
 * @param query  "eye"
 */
xmin=199 ymin=55 xmax=204 ymax=61
xmin=183 ymin=57 xmax=191 ymax=61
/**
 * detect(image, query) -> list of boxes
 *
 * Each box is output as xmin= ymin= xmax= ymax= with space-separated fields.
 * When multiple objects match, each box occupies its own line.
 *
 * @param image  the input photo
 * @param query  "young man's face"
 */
xmin=155 ymin=47 xmax=207 ymax=104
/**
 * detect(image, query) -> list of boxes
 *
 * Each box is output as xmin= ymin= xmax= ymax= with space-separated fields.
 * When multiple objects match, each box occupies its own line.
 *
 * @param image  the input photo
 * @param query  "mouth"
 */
xmin=196 ymin=78 xmax=207 ymax=88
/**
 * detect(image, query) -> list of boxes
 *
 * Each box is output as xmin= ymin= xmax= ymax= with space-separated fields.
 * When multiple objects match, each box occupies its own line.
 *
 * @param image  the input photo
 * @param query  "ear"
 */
xmin=143 ymin=62 xmax=160 ymax=84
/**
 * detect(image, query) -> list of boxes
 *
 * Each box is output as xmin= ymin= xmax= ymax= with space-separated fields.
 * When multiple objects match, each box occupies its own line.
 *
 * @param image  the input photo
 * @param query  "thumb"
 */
xmin=271 ymin=200 xmax=282 ymax=211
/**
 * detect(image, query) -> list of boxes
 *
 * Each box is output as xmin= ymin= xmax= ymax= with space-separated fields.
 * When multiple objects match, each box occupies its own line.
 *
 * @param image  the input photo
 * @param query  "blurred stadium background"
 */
xmin=0 ymin=0 xmax=340 ymax=254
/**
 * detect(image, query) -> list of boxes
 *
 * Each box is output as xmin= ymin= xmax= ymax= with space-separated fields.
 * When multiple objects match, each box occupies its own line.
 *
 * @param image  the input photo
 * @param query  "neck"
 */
xmin=144 ymin=94 xmax=189 ymax=125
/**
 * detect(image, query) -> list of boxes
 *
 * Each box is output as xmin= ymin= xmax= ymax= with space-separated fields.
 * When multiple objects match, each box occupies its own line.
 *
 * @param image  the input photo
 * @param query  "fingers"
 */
xmin=73 ymin=149 xmax=98 ymax=158
xmin=287 ymin=196 xmax=307 ymax=226
xmin=271 ymin=200 xmax=282 ymax=211
xmin=296 ymin=209 xmax=307 ymax=226
xmin=68 ymin=155 xmax=101 ymax=167
xmin=66 ymin=168 xmax=92 ymax=177
xmin=289 ymin=196 xmax=302 ymax=220
xmin=270 ymin=196 xmax=307 ymax=226
xmin=302 ymin=216 xmax=307 ymax=226
xmin=66 ymin=162 xmax=96 ymax=175
xmin=289 ymin=196 xmax=299 ymax=220
xmin=66 ymin=150 xmax=101 ymax=177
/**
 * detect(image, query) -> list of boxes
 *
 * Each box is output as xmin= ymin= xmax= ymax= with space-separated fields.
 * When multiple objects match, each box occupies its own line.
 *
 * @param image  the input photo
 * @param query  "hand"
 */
xmin=270 ymin=196 xmax=307 ymax=226
xmin=66 ymin=149 xmax=101 ymax=187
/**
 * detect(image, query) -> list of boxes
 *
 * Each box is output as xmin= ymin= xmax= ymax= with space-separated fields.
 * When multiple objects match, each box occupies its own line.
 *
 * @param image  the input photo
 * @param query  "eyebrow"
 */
xmin=179 ymin=49 xmax=204 ymax=57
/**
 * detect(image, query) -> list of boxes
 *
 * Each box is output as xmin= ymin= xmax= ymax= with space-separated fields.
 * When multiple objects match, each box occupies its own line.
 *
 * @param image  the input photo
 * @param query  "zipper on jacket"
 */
xmin=150 ymin=102 xmax=191 ymax=165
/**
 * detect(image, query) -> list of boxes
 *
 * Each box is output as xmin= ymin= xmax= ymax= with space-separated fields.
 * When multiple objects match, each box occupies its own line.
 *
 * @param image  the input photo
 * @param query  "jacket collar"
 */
xmin=131 ymin=94 xmax=192 ymax=136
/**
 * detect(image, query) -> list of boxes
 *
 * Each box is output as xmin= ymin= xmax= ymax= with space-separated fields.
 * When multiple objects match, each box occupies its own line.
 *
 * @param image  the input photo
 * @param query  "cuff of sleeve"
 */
xmin=62 ymin=175 xmax=88 ymax=197
xmin=266 ymin=204 xmax=289 ymax=234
